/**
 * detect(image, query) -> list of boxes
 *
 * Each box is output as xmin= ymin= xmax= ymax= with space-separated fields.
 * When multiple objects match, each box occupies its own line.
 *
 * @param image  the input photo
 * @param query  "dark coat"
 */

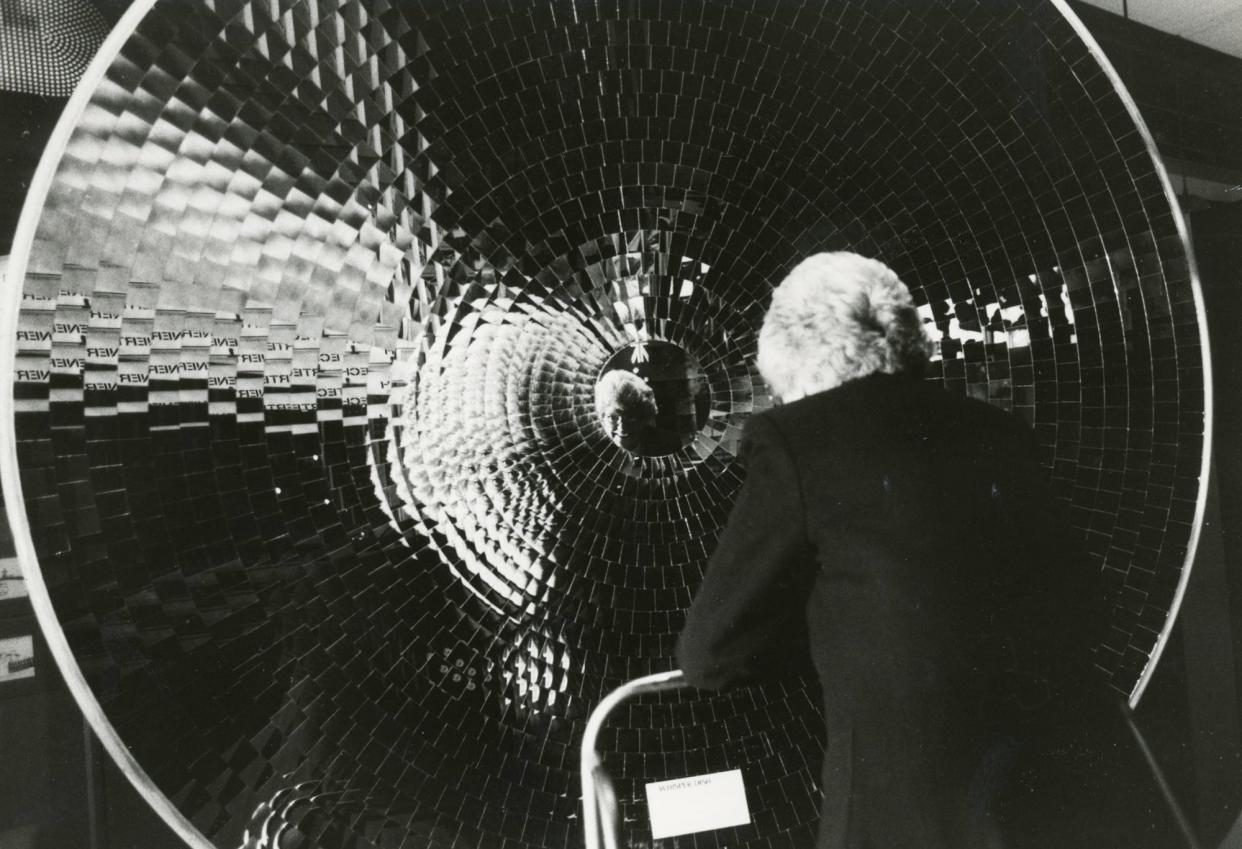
xmin=676 ymin=372 xmax=1116 ymax=849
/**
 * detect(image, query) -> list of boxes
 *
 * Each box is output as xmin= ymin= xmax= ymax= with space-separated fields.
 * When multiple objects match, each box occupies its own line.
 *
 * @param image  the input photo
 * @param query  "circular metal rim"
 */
xmin=1048 ymin=0 xmax=1215 ymax=709
xmin=0 ymin=1 xmax=215 ymax=846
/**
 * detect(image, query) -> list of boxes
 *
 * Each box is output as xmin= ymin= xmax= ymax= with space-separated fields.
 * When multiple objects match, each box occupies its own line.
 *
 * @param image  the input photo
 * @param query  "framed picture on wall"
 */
xmin=0 ymin=485 xmax=28 ymax=611
xmin=0 ymin=557 xmax=28 ymax=606
xmin=0 ymin=635 xmax=34 ymax=682
xmin=0 ymin=620 xmax=44 ymax=699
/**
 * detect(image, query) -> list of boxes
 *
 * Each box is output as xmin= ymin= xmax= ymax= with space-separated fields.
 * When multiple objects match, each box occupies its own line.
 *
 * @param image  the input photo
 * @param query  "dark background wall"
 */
xmin=1047 ymin=6 xmax=1242 ymax=848
xmin=1146 ymin=198 xmax=1242 ymax=847
xmin=0 ymin=93 xmax=61 ymax=258
xmin=1070 ymin=2 xmax=1242 ymax=189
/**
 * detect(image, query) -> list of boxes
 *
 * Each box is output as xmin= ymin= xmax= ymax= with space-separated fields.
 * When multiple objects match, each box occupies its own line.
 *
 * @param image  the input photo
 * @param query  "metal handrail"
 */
xmin=580 ymin=670 xmax=689 ymax=849
xmin=581 ymin=674 xmax=1201 ymax=849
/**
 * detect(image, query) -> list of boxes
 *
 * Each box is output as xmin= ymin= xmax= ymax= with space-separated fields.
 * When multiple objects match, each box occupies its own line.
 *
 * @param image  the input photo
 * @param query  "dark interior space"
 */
xmin=1149 ymin=199 xmax=1242 ymax=846
xmin=0 ymin=93 xmax=63 ymax=258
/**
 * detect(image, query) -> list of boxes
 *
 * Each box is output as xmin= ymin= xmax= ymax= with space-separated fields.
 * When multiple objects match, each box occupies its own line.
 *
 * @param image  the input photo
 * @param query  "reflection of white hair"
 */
xmin=757 ymin=252 xmax=928 ymax=402
xmin=594 ymin=370 xmax=657 ymax=418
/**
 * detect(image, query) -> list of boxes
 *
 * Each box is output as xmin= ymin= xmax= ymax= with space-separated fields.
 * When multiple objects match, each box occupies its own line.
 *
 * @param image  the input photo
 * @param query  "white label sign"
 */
xmin=645 ymin=768 xmax=751 ymax=839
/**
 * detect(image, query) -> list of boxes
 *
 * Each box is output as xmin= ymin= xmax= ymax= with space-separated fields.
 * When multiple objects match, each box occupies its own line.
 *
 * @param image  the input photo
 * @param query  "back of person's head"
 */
xmin=757 ymin=252 xmax=929 ymax=402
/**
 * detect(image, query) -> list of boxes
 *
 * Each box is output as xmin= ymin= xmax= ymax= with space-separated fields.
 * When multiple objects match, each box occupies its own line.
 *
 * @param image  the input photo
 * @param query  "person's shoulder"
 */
xmin=935 ymin=389 xmax=1040 ymax=456
xmin=765 ymin=372 xmax=921 ymax=426
xmin=765 ymin=373 xmax=1036 ymax=449
xmin=739 ymin=405 xmax=788 ymax=446
xmin=748 ymin=373 xmax=901 ymax=449
xmin=953 ymin=390 xmax=1036 ymax=437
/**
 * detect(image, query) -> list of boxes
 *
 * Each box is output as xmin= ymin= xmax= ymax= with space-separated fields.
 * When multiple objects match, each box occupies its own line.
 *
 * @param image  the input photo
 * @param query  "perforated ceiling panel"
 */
xmin=0 ymin=0 xmax=110 ymax=97
xmin=2 ymin=1 xmax=1209 ymax=847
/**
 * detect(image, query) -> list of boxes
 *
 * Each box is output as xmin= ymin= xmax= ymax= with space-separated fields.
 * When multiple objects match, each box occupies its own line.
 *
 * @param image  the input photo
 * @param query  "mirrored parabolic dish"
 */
xmin=1 ymin=1 xmax=1210 ymax=847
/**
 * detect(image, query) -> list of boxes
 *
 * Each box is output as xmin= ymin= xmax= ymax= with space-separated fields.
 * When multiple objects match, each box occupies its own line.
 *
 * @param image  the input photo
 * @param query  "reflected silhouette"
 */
xmin=596 ymin=342 xmax=710 ymax=456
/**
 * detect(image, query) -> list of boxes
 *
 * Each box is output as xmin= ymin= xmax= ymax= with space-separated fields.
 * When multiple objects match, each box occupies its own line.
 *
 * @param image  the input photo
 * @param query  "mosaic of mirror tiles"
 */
xmin=2 ymin=0 xmax=1207 ymax=846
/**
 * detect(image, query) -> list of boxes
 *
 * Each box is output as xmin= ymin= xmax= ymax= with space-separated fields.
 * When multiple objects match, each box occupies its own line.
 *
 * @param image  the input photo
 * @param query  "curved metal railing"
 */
xmin=580 ymin=670 xmax=689 ymax=849
xmin=580 ymin=671 xmax=1202 ymax=849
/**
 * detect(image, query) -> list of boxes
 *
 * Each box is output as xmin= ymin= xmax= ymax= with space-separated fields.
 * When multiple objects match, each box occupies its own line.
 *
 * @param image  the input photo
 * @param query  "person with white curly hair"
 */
xmin=677 ymin=253 xmax=1175 ymax=849
xmin=595 ymin=369 xmax=658 ymax=451
xmin=755 ymin=251 xmax=929 ymax=403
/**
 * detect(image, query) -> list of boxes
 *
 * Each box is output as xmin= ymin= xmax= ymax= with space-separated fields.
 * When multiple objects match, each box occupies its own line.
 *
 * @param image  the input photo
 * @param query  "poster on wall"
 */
xmin=0 ymin=635 xmax=34 ymax=683
xmin=0 ymin=462 xmax=27 ymax=604
xmin=0 ymin=558 xmax=27 ymax=603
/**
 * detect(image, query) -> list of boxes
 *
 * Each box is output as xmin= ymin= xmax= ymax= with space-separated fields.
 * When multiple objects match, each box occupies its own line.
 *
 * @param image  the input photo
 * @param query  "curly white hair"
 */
xmin=756 ymin=252 xmax=929 ymax=402
xmin=594 ymin=369 xmax=657 ymax=418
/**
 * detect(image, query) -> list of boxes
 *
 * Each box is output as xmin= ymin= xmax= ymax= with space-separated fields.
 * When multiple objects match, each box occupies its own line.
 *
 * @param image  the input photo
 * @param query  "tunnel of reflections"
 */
xmin=1 ymin=0 xmax=1209 ymax=847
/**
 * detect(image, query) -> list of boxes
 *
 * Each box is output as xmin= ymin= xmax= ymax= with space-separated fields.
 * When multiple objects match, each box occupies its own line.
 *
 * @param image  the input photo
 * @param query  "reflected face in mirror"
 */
xmin=596 ymin=371 xmax=657 ymax=451
xmin=595 ymin=342 xmax=710 ymax=456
